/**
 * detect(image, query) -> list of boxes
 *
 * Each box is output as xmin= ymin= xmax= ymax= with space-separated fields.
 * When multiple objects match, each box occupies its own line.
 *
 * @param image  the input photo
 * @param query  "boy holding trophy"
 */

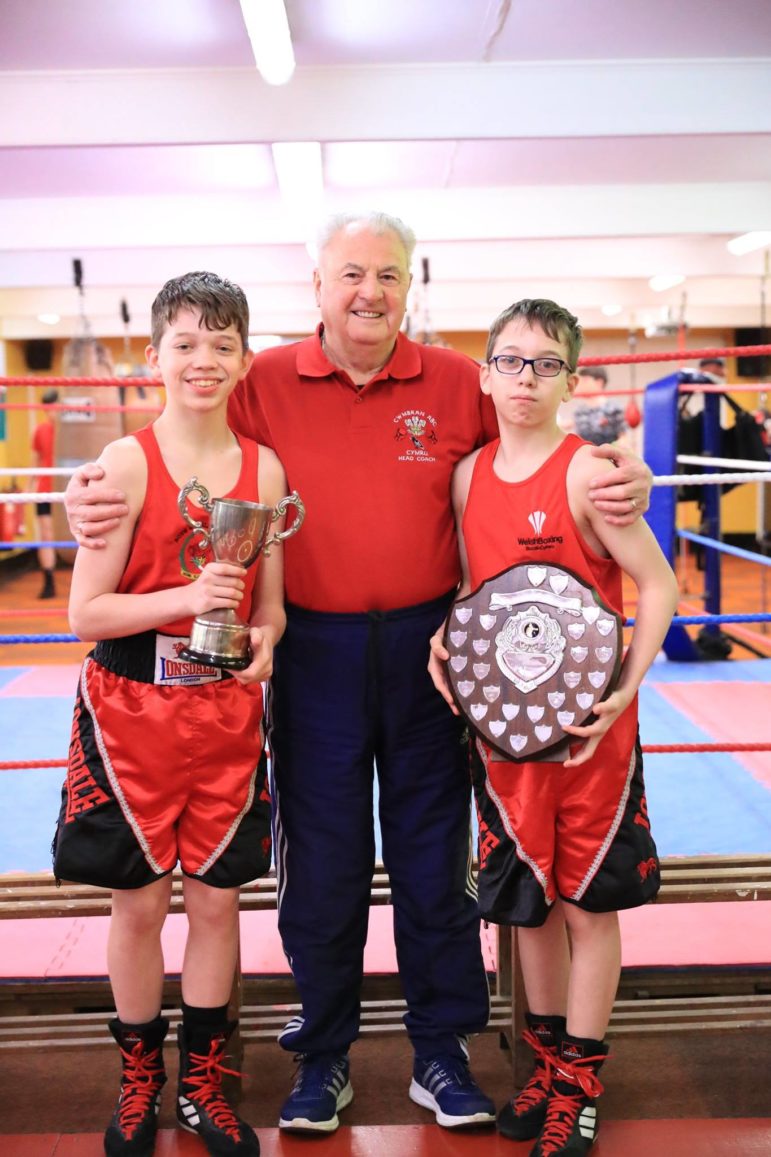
xmin=428 ymin=299 xmax=678 ymax=1157
xmin=53 ymin=271 xmax=294 ymax=1157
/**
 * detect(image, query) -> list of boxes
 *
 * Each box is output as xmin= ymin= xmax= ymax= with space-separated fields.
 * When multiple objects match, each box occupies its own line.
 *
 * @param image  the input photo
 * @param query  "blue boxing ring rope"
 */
xmin=644 ymin=372 xmax=771 ymax=660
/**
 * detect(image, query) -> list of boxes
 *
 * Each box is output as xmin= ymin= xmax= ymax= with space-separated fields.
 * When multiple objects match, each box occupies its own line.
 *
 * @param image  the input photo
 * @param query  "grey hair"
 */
xmin=316 ymin=211 xmax=417 ymax=268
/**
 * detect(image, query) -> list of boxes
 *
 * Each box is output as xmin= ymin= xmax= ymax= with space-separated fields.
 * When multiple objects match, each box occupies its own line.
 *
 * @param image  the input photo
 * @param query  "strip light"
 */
xmin=648 ymin=274 xmax=685 ymax=292
xmin=726 ymin=231 xmax=771 ymax=256
xmin=239 ymin=0 xmax=295 ymax=86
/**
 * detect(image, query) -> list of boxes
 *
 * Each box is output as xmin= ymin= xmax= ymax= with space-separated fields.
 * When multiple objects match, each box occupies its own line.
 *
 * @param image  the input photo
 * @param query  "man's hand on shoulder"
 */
xmin=65 ymin=460 xmax=130 ymax=549
xmin=587 ymin=442 xmax=652 ymax=526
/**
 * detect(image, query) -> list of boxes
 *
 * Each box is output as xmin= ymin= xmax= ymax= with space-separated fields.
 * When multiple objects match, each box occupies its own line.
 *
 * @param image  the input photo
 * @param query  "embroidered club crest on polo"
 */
xmin=444 ymin=563 xmax=622 ymax=761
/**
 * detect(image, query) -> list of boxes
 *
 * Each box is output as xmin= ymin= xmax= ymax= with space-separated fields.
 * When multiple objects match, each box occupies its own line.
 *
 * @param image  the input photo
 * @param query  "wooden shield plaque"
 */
xmin=444 ymin=563 xmax=623 ymax=762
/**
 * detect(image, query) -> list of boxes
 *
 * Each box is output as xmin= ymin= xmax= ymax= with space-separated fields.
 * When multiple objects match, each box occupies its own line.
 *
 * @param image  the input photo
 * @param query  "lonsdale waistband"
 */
xmin=92 ymin=631 xmax=230 ymax=686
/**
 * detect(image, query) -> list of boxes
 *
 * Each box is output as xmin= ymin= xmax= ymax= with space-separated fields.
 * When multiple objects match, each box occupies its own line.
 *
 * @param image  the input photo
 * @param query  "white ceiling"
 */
xmin=1 ymin=0 xmax=770 ymax=344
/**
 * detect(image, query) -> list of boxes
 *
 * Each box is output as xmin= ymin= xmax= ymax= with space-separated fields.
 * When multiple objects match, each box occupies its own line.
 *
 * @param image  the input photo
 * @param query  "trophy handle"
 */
xmin=263 ymin=491 xmax=306 ymax=557
xmin=178 ymin=477 xmax=214 ymax=539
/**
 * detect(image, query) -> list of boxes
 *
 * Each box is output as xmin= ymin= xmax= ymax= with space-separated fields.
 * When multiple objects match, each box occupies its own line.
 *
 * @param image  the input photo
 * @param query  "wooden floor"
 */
xmin=3 ymin=1121 xmax=771 ymax=1157
xmin=0 ymin=558 xmax=87 ymax=668
xmin=671 ymin=536 xmax=771 ymax=658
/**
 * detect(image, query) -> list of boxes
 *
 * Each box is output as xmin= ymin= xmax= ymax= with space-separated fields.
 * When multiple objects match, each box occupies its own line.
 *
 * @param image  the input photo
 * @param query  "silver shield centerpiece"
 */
xmin=177 ymin=476 xmax=305 ymax=670
xmin=444 ymin=563 xmax=623 ymax=762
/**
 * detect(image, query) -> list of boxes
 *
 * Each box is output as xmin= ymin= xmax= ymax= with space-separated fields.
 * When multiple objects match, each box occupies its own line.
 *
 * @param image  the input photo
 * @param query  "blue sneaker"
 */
xmin=279 ymin=1053 xmax=353 ymax=1133
xmin=410 ymin=1054 xmax=496 ymax=1128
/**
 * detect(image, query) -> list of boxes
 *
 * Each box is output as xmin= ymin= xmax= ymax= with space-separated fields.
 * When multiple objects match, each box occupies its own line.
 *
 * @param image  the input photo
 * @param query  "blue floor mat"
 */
xmin=1 ymin=661 xmax=769 ymax=873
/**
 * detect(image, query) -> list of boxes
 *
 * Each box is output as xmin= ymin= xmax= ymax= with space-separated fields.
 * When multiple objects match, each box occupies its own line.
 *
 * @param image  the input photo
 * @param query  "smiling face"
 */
xmin=146 ymin=307 xmax=253 ymax=411
xmin=313 ymin=223 xmax=412 ymax=364
xmin=480 ymin=317 xmax=578 ymax=429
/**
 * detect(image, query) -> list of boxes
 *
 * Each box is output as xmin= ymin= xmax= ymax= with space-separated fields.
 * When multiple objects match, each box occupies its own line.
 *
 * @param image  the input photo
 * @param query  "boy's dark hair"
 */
xmin=486 ymin=298 xmax=583 ymax=370
xmin=577 ymin=365 xmax=608 ymax=385
xmin=41 ymin=388 xmax=59 ymax=405
xmin=698 ymin=357 xmax=725 ymax=372
xmin=150 ymin=271 xmax=250 ymax=350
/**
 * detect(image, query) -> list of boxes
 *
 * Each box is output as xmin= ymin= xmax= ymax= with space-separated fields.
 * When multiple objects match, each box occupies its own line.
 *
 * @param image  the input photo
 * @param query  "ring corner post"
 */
xmin=643 ymin=372 xmax=699 ymax=661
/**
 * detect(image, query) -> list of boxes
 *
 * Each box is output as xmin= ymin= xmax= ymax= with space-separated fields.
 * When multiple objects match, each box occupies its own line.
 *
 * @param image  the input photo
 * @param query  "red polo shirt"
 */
xmin=228 ymin=328 xmax=497 ymax=613
xmin=32 ymin=418 xmax=55 ymax=494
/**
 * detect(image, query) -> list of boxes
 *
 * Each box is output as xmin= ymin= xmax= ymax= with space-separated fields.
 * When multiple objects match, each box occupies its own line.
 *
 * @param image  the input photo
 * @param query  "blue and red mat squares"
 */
xmin=1 ymin=659 xmax=770 ymax=876
xmin=1 ymin=658 xmax=770 ymax=982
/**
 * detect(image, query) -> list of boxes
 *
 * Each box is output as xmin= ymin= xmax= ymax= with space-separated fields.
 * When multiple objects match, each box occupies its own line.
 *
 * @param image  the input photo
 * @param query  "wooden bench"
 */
xmin=5 ymin=854 xmax=765 ymax=919
xmin=0 ymin=870 xmax=294 ymax=918
xmin=3 ymin=855 xmax=770 ymax=1057
xmin=654 ymin=855 xmax=771 ymax=903
xmin=0 ymin=866 xmax=512 ymax=1050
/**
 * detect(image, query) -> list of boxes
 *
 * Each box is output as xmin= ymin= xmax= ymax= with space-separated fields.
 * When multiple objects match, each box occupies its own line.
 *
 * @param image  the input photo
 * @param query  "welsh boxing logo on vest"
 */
xmin=518 ymin=509 xmax=563 ymax=552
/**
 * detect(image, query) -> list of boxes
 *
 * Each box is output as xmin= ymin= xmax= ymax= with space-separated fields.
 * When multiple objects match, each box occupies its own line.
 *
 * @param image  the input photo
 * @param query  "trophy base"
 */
xmin=183 ymin=611 xmax=253 ymax=671
xmin=177 ymin=645 xmax=251 ymax=672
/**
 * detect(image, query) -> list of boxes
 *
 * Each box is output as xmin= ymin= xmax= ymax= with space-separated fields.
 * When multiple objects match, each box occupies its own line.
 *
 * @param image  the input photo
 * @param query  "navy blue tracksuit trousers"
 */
xmin=269 ymin=594 xmax=490 ymax=1059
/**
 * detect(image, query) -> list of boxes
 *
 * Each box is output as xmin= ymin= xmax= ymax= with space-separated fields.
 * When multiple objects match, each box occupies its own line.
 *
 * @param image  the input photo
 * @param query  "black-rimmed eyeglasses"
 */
xmin=489 ymin=355 xmax=569 ymax=378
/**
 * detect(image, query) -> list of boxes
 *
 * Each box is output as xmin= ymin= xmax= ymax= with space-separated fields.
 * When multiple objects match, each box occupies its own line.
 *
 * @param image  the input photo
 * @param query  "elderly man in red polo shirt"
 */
xmin=65 ymin=211 xmax=651 ymax=1135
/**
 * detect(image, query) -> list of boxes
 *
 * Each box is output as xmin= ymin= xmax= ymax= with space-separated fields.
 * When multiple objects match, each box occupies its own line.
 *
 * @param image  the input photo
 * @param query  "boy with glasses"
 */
xmin=429 ymin=299 xmax=678 ymax=1156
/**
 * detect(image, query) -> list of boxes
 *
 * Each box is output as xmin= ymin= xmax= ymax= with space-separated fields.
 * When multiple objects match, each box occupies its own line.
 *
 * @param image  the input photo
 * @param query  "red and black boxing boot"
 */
xmin=176 ymin=1011 xmax=260 ymax=1155
xmin=497 ymin=1012 xmax=566 ymax=1141
xmin=530 ymin=1033 xmax=609 ymax=1156
xmin=104 ymin=1015 xmax=168 ymax=1156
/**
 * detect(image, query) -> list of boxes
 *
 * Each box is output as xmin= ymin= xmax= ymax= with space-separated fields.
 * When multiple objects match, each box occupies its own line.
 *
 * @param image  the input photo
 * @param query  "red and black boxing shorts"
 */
xmin=53 ymin=631 xmax=272 ymax=890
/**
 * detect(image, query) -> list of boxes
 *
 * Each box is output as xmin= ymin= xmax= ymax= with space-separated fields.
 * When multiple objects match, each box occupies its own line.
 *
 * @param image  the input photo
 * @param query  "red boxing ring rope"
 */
xmin=577 ymin=344 xmax=771 ymax=368
xmin=4 ymin=740 xmax=770 ymax=771
xmin=0 ymin=376 xmax=151 ymax=387
xmin=1 ymin=343 xmax=770 ymax=386
xmin=0 ymin=402 xmax=161 ymax=414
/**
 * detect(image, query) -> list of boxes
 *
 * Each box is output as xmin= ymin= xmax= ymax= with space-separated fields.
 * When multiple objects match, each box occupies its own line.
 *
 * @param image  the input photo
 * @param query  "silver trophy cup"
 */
xmin=177 ymin=477 xmax=305 ymax=670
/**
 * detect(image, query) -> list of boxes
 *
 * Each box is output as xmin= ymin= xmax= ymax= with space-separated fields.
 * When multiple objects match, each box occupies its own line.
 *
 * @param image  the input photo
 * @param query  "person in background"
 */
xmin=558 ymin=366 xmax=630 ymax=448
xmin=679 ymin=356 xmax=728 ymax=428
xmin=31 ymin=388 xmax=59 ymax=598
xmin=62 ymin=211 xmax=654 ymax=1136
xmin=697 ymin=356 xmax=726 ymax=381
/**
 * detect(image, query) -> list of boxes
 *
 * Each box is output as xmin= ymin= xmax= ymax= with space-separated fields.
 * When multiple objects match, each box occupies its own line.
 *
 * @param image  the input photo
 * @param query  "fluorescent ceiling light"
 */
xmin=726 ymin=231 xmax=771 ymax=256
xmin=239 ymin=0 xmax=295 ymax=85
xmin=272 ymin=142 xmax=324 ymax=206
xmin=600 ymin=304 xmax=622 ymax=317
xmin=37 ymin=312 xmax=60 ymax=325
xmin=648 ymin=274 xmax=685 ymax=292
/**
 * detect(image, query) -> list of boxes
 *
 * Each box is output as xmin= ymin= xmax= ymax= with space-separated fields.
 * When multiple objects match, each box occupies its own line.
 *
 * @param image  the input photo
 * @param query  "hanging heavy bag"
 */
xmin=677 ymin=392 xmax=768 ymax=502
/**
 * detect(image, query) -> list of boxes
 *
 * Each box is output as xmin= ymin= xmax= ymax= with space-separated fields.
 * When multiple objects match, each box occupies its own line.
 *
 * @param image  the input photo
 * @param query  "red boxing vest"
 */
xmin=118 ymin=423 xmax=262 ymax=637
xmin=462 ymin=435 xmax=624 ymax=617
xmin=461 ymin=434 xmax=637 ymax=766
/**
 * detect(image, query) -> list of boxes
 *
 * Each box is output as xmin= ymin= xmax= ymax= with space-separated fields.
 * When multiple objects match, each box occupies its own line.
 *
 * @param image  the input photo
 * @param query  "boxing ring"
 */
xmin=1 ymin=349 xmax=770 ymax=1073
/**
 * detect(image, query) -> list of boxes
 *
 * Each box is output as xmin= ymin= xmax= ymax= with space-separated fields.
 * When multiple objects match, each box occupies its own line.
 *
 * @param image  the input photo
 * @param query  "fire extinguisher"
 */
xmin=1 ymin=484 xmax=24 ymax=541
